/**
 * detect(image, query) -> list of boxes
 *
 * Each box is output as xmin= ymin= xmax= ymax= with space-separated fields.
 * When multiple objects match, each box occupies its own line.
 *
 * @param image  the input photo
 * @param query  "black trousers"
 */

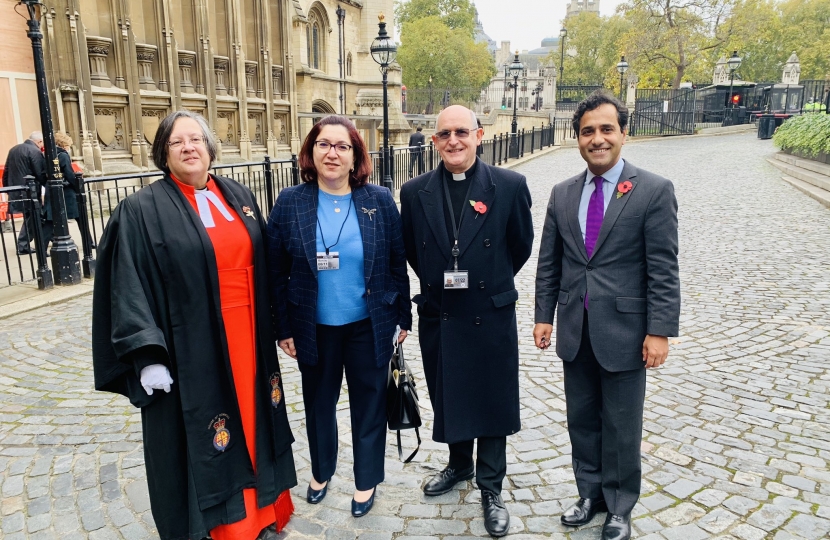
xmin=299 ymin=317 xmax=386 ymax=491
xmin=447 ymin=436 xmax=507 ymax=494
xmin=562 ymin=312 xmax=646 ymax=517
xmin=16 ymin=206 xmax=38 ymax=251
xmin=408 ymin=153 xmax=424 ymax=177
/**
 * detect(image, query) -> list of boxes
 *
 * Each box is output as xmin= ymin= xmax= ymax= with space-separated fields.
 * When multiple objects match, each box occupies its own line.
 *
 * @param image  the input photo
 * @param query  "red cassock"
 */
xmin=175 ymin=176 xmax=293 ymax=539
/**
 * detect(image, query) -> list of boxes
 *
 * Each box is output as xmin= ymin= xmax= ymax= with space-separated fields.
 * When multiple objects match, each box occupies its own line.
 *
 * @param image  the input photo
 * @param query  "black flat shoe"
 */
xmin=422 ymin=465 xmax=475 ymax=496
xmin=561 ymin=497 xmax=607 ymax=526
xmin=306 ymin=480 xmax=328 ymax=504
xmin=481 ymin=490 xmax=510 ymax=537
xmin=351 ymin=487 xmax=375 ymax=517
xmin=601 ymin=513 xmax=631 ymax=540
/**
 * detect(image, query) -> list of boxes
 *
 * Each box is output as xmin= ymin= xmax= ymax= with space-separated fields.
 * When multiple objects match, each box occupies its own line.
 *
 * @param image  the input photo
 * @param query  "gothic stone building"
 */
xmin=1 ymin=0 xmax=402 ymax=174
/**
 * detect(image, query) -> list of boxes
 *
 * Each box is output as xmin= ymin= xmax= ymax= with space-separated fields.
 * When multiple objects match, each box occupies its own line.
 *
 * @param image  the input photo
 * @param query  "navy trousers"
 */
xmin=299 ymin=317 xmax=387 ymax=491
xmin=562 ymin=311 xmax=647 ymax=516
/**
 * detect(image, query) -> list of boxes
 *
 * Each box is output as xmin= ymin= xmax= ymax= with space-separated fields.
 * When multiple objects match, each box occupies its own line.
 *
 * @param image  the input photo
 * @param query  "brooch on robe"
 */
xmin=270 ymin=373 xmax=282 ymax=407
xmin=210 ymin=414 xmax=231 ymax=452
xmin=242 ymin=205 xmax=256 ymax=219
xmin=361 ymin=207 xmax=376 ymax=221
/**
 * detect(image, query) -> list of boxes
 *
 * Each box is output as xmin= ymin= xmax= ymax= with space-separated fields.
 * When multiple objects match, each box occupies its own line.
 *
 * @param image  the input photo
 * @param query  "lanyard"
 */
xmin=442 ymin=176 xmax=474 ymax=271
xmin=317 ymin=196 xmax=352 ymax=255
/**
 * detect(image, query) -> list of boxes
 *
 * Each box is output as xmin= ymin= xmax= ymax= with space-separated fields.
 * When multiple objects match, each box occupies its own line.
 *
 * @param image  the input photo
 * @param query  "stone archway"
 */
xmin=311 ymin=100 xmax=337 ymax=114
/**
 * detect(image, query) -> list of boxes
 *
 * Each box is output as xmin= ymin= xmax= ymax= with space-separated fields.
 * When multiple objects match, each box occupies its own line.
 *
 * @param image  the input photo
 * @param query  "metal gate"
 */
xmin=630 ymin=88 xmax=696 ymax=136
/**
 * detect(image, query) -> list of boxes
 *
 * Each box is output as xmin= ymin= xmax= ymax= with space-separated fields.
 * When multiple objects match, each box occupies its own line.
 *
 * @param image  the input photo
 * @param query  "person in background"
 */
xmin=42 ymin=132 xmax=81 ymax=250
xmin=266 ymin=115 xmax=411 ymax=518
xmin=2 ymin=132 xmax=46 ymax=254
xmin=92 ymin=110 xmax=297 ymax=540
xmin=408 ymin=125 xmax=426 ymax=178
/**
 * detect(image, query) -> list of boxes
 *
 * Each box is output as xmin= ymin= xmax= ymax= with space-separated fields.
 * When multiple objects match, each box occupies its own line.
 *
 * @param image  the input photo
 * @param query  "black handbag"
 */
xmin=386 ymin=342 xmax=422 ymax=463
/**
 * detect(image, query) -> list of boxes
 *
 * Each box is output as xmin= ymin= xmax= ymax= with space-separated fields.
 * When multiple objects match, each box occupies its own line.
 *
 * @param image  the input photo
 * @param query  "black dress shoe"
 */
xmin=351 ymin=487 xmax=375 ymax=517
xmin=422 ymin=465 xmax=475 ymax=496
xmin=481 ymin=490 xmax=510 ymax=537
xmin=560 ymin=497 xmax=607 ymax=526
xmin=16 ymin=247 xmax=33 ymax=255
xmin=306 ymin=481 xmax=328 ymax=504
xmin=602 ymin=513 xmax=631 ymax=540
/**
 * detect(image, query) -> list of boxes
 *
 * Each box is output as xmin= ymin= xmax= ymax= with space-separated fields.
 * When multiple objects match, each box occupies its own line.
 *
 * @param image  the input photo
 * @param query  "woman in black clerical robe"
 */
xmin=92 ymin=111 xmax=297 ymax=540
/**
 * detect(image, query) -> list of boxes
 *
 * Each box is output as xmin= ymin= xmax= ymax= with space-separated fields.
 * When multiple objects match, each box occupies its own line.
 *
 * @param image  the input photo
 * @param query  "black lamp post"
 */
xmin=427 ymin=75 xmax=433 ymax=115
xmin=507 ymin=51 xmax=523 ymax=158
xmin=616 ymin=55 xmax=629 ymax=101
xmin=727 ymin=50 xmax=742 ymax=108
xmin=370 ymin=13 xmax=397 ymax=193
xmin=531 ymin=81 xmax=544 ymax=111
xmin=18 ymin=0 xmax=81 ymax=286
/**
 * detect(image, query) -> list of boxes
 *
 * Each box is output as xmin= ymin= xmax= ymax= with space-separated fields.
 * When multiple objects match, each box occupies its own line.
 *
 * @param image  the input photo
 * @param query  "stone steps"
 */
xmin=767 ymin=153 xmax=830 ymax=208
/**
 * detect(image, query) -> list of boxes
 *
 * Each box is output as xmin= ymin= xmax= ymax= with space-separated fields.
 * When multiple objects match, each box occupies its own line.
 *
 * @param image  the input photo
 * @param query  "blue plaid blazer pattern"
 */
xmin=266 ymin=182 xmax=412 ymax=368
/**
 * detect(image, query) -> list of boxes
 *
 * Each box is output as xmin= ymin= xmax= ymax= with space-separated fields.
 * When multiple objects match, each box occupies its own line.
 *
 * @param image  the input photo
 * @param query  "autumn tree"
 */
xmin=550 ymin=12 xmax=631 ymax=88
xmin=395 ymin=0 xmax=478 ymax=37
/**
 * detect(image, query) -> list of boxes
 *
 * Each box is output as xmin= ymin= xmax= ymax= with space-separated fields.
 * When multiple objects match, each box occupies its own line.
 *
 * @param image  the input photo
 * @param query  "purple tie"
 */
xmin=584 ymin=176 xmax=604 ymax=309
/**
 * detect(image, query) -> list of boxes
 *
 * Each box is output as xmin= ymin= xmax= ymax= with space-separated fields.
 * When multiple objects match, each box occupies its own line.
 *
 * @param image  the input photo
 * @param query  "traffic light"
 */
xmin=501 ymin=96 xmax=506 ymax=109
xmin=731 ymin=94 xmax=741 ymax=106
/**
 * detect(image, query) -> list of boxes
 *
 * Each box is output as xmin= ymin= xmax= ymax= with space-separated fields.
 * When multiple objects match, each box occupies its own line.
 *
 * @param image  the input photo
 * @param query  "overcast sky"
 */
xmin=470 ymin=0 xmax=625 ymax=52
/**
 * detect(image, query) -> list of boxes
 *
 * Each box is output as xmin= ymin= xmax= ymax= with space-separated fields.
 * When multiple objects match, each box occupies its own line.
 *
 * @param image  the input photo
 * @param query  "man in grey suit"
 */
xmin=533 ymin=91 xmax=680 ymax=540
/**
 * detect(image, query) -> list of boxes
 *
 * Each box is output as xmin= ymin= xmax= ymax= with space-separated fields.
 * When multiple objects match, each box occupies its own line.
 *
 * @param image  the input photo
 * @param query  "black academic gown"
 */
xmin=92 ymin=174 xmax=297 ymax=540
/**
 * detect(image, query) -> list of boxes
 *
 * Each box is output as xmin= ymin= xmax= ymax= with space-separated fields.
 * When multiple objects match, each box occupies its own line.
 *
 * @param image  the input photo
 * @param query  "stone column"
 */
xmin=214 ymin=56 xmax=229 ymax=95
xmin=178 ymin=50 xmax=197 ymax=92
xmin=136 ymin=44 xmax=158 ymax=91
xmin=87 ymin=36 xmax=113 ymax=87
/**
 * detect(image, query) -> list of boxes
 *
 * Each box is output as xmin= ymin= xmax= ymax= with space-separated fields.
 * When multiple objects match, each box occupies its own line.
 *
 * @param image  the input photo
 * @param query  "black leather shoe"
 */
xmin=422 ymin=465 xmax=475 ymax=496
xmin=306 ymin=480 xmax=328 ymax=504
xmin=256 ymin=524 xmax=278 ymax=540
xmin=601 ymin=513 xmax=631 ymax=540
xmin=481 ymin=490 xmax=510 ymax=537
xmin=16 ymin=247 xmax=33 ymax=255
xmin=351 ymin=487 xmax=375 ymax=517
xmin=560 ymin=497 xmax=607 ymax=526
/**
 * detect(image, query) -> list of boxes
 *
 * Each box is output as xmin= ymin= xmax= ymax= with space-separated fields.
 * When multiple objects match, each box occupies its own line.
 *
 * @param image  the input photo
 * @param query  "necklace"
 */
xmin=319 ymin=189 xmax=350 ymax=213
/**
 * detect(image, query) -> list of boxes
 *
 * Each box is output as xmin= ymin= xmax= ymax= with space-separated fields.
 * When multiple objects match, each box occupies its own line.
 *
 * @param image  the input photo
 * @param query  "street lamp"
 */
xmin=559 ymin=27 xmax=567 ymax=83
xmin=616 ymin=55 xmax=629 ymax=100
xmin=16 ymin=0 xmax=81 ymax=286
xmin=427 ymin=75 xmax=433 ymax=114
xmin=370 ymin=13 xmax=397 ymax=192
xmin=727 ymin=50 xmax=742 ymax=109
xmin=506 ymin=51 xmax=523 ymax=158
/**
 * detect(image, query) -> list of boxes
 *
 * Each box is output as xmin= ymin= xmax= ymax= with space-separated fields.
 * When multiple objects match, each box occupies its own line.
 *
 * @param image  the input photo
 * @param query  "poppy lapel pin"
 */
xmin=242 ymin=205 xmax=255 ymax=219
xmin=616 ymin=180 xmax=633 ymax=199
xmin=469 ymin=200 xmax=488 ymax=218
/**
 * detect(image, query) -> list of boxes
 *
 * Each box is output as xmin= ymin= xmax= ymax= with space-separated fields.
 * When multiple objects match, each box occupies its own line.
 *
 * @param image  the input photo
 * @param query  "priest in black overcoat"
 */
xmin=399 ymin=105 xmax=533 ymax=537
xmin=92 ymin=111 xmax=297 ymax=540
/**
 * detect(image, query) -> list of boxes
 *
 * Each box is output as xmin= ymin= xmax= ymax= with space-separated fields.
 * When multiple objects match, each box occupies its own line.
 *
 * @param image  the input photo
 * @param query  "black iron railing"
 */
xmin=0 ymin=182 xmax=51 ymax=288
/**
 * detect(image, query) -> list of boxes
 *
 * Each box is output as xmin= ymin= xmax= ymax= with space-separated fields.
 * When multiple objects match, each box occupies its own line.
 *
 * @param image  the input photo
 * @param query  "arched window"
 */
xmin=306 ymin=4 xmax=328 ymax=71
xmin=346 ymin=52 xmax=352 ymax=77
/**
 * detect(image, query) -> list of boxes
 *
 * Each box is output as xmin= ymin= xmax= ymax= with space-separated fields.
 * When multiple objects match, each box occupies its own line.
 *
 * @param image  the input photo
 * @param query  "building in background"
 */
xmin=0 ymin=0 xmax=405 ymax=175
xmin=565 ymin=0 xmax=599 ymax=19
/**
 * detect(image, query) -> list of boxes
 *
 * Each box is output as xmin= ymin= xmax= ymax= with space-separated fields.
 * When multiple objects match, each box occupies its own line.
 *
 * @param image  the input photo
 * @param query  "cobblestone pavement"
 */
xmin=2 ymin=132 xmax=829 ymax=540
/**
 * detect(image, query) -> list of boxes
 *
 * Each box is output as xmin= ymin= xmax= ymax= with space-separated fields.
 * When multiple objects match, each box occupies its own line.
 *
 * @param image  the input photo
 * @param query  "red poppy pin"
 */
xmin=616 ymin=180 xmax=633 ymax=199
xmin=242 ymin=205 xmax=255 ymax=219
xmin=469 ymin=200 xmax=488 ymax=218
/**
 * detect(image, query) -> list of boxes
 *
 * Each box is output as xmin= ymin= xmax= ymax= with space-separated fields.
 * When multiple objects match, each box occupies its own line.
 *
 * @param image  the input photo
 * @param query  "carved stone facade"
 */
xmin=0 ymin=0 xmax=406 ymax=174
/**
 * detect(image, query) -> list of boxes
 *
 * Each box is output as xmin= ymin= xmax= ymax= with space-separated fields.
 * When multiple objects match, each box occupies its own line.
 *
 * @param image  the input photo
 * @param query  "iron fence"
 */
xmin=0 ymin=183 xmax=51 ymax=288
xmin=631 ymin=88 xmax=696 ymax=136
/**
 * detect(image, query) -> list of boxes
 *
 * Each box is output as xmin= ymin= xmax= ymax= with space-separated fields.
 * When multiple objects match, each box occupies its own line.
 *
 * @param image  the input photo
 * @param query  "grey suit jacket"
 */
xmin=534 ymin=160 xmax=680 ymax=372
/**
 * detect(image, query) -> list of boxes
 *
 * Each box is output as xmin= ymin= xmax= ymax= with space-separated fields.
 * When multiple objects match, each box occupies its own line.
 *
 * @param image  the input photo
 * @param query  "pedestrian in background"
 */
xmin=266 ymin=115 xmax=411 ymax=518
xmin=2 ymin=132 xmax=46 ymax=254
xmin=42 ymin=132 xmax=81 ymax=250
xmin=400 ymin=105 xmax=534 ymax=537
xmin=408 ymin=125 xmax=425 ymax=178
xmin=93 ymin=110 xmax=297 ymax=540
xmin=534 ymin=90 xmax=680 ymax=540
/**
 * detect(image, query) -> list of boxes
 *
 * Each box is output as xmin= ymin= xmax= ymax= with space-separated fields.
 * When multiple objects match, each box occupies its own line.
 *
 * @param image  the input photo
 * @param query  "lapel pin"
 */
xmin=469 ymin=200 xmax=488 ymax=218
xmin=242 ymin=205 xmax=255 ymax=219
xmin=361 ymin=207 xmax=376 ymax=221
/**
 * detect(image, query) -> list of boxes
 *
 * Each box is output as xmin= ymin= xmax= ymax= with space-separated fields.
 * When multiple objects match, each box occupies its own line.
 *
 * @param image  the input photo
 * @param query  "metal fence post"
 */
xmin=291 ymin=154 xmax=300 ymax=186
xmin=390 ymin=146 xmax=395 ymax=191
xmin=25 ymin=176 xmax=53 ymax=289
xmin=75 ymin=172 xmax=95 ymax=278
xmin=263 ymin=155 xmax=275 ymax=210
xmin=530 ymin=126 xmax=535 ymax=154
xmin=497 ymin=134 xmax=502 ymax=166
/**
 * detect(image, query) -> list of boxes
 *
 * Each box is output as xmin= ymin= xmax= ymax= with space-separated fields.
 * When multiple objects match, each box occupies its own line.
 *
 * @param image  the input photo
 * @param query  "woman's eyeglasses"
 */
xmin=434 ymin=128 xmax=476 ymax=140
xmin=315 ymin=141 xmax=353 ymax=154
xmin=168 ymin=137 xmax=206 ymax=149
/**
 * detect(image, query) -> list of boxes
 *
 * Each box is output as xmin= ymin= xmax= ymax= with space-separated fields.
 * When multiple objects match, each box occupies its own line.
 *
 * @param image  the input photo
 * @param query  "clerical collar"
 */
xmin=445 ymin=159 xmax=477 ymax=182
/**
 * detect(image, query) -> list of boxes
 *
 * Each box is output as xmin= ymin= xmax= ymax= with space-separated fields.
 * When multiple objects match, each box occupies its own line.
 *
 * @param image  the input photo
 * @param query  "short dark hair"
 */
xmin=416 ymin=126 xmax=423 ymax=132
xmin=572 ymin=90 xmax=629 ymax=134
xmin=151 ymin=110 xmax=217 ymax=174
xmin=299 ymin=116 xmax=371 ymax=187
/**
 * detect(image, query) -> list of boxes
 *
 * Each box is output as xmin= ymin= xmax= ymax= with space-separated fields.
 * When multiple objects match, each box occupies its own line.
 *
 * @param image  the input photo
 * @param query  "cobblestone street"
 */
xmin=1 ymin=131 xmax=829 ymax=540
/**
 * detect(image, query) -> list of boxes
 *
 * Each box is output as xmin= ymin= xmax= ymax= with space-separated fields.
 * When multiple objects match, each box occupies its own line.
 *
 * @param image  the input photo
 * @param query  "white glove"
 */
xmin=140 ymin=364 xmax=174 ymax=395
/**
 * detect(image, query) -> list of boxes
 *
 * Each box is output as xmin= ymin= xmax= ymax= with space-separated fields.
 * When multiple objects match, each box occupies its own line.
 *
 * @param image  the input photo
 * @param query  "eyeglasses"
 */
xmin=315 ymin=141 xmax=353 ymax=154
xmin=435 ymin=128 xmax=476 ymax=140
xmin=168 ymin=137 xmax=205 ymax=149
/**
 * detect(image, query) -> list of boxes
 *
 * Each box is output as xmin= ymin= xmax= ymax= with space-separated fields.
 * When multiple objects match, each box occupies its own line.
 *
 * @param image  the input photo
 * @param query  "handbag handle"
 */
xmin=397 ymin=427 xmax=420 ymax=463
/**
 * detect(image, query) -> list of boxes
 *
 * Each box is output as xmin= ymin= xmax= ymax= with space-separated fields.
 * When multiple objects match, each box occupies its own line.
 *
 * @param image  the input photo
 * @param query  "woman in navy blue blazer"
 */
xmin=266 ymin=116 xmax=412 ymax=517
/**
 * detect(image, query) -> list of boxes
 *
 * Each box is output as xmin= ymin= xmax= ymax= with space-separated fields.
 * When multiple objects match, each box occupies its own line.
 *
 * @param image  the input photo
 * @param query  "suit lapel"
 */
xmin=566 ymin=174 xmax=588 ymax=262
xmin=353 ymin=186 xmax=376 ymax=286
xmin=457 ymin=160 xmax=495 ymax=257
xmin=417 ymin=167 xmax=452 ymax=257
xmin=298 ymin=183 xmax=319 ymax=278
xmin=591 ymin=162 xmax=638 ymax=260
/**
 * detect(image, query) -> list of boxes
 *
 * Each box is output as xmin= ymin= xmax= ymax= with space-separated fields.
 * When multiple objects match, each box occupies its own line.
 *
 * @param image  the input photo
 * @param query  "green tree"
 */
xmin=396 ymin=16 xmax=495 ymax=98
xmin=550 ymin=12 xmax=631 ymax=88
xmin=779 ymin=0 xmax=830 ymax=80
xmin=718 ymin=0 xmax=784 ymax=82
xmin=619 ymin=0 xmax=736 ymax=88
xmin=395 ymin=0 xmax=477 ymax=37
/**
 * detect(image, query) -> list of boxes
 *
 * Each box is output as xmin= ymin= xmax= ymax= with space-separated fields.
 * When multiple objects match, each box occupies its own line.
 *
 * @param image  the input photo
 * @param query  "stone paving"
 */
xmin=1 ymin=132 xmax=830 ymax=540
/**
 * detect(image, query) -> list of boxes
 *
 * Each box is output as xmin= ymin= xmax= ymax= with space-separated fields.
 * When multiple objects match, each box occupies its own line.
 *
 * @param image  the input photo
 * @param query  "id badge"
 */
xmin=443 ymin=270 xmax=468 ymax=289
xmin=316 ymin=252 xmax=340 ymax=271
